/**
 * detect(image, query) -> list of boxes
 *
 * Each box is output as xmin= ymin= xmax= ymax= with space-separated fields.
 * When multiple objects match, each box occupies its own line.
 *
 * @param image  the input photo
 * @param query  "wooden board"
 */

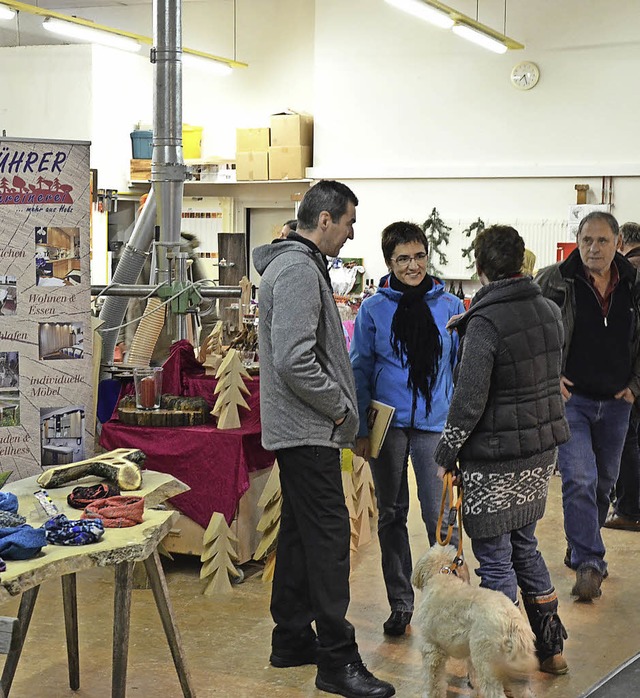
xmin=130 ymin=158 xmax=151 ymax=181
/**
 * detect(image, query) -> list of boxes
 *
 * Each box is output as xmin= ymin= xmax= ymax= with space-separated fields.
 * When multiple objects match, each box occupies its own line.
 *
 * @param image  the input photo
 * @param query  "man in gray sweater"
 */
xmin=252 ymin=180 xmax=395 ymax=698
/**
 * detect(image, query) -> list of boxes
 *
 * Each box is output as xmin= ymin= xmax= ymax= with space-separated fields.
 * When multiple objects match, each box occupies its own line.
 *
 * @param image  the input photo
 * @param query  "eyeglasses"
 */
xmin=390 ymin=252 xmax=428 ymax=267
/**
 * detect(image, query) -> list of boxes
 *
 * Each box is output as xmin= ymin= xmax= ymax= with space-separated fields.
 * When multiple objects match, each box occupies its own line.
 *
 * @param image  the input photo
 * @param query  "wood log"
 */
xmin=37 ymin=448 xmax=145 ymax=491
xmin=117 ymin=395 xmax=209 ymax=427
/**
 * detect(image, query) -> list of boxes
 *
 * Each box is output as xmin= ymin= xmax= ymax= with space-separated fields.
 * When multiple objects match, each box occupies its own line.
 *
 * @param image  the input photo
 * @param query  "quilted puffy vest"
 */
xmin=458 ymin=280 xmax=570 ymax=462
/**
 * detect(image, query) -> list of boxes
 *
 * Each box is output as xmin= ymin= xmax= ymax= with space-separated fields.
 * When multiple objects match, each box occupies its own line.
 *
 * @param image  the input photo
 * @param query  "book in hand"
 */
xmin=366 ymin=400 xmax=395 ymax=459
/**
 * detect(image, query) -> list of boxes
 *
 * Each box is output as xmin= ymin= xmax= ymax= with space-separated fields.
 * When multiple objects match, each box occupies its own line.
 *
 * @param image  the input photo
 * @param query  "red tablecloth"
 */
xmin=99 ymin=343 xmax=274 ymax=527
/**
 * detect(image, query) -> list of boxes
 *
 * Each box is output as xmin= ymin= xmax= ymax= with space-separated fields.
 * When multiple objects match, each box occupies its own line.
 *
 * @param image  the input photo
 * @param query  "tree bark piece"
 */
xmin=37 ymin=448 xmax=145 ymax=491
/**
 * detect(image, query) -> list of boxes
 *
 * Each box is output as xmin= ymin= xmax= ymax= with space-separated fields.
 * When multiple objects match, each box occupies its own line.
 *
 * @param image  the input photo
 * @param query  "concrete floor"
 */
xmin=3 ymin=475 xmax=640 ymax=697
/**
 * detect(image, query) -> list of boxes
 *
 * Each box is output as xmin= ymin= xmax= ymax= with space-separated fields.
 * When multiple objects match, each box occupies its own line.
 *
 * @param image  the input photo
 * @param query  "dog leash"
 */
xmin=436 ymin=470 xmax=464 ymax=574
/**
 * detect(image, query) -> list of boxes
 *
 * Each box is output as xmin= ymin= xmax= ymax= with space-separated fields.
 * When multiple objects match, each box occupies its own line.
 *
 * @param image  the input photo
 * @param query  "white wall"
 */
xmin=310 ymin=0 xmax=640 ymax=281
xmin=3 ymin=0 xmax=640 ymax=283
xmin=312 ymin=0 xmax=640 ymax=175
xmin=0 ymin=0 xmax=315 ymax=186
xmin=90 ymin=46 xmax=152 ymax=187
xmin=61 ymin=0 xmax=316 ymax=160
xmin=0 ymin=45 xmax=94 ymax=141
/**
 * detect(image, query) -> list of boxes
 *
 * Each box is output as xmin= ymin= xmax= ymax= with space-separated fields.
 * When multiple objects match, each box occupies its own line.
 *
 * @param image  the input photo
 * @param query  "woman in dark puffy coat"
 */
xmin=434 ymin=225 xmax=570 ymax=676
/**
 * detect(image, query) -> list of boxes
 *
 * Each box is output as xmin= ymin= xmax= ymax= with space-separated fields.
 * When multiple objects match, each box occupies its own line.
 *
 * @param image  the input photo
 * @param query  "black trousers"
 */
xmin=614 ymin=412 xmax=640 ymax=520
xmin=271 ymin=445 xmax=360 ymax=669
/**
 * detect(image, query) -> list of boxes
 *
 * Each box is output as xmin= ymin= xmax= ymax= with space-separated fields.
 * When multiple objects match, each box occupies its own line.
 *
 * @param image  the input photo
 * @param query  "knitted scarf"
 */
xmin=67 ymin=483 xmax=121 ymax=510
xmin=389 ymin=273 xmax=442 ymax=420
xmin=82 ymin=496 xmax=145 ymax=528
xmin=44 ymin=514 xmax=105 ymax=546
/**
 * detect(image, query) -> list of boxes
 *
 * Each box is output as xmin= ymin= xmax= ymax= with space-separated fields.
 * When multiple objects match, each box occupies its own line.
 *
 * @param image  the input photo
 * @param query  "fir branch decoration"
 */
xmin=461 ymin=217 xmax=485 ymax=271
xmin=421 ymin=208 xmax=451 ymax=276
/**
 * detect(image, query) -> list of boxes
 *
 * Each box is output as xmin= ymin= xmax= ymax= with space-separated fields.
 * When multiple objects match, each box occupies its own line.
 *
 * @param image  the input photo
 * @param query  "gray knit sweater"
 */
xmin=434 ymin=276 xmax=569 ymax=539
xmin=252 ymin=239 xmax=359 ymax=452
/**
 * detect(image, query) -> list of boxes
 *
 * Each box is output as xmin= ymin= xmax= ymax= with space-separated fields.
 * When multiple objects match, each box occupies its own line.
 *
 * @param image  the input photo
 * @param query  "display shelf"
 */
xmin=123 ymin=178 xmax=312 ymax=199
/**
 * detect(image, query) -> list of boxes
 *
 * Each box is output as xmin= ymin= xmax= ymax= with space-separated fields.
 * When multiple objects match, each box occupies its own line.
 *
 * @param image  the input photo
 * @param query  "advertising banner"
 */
xmin=0 ymin=137 xmax=93 ymax=480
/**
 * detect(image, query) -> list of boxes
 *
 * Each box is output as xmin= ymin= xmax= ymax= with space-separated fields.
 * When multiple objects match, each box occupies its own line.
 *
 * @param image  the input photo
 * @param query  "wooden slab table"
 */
xmin=0 ymin=470 xmax=196 ymax=698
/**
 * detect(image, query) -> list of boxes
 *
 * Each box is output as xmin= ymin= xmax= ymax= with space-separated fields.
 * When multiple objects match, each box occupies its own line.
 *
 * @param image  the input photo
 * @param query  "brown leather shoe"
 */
xmin=571 ymin=566 xmax=603 ymax=602
xmin=604 ymin=512 xmax=640 ymax=531
xmin=540 ymin=653 xmax=569 ymax=675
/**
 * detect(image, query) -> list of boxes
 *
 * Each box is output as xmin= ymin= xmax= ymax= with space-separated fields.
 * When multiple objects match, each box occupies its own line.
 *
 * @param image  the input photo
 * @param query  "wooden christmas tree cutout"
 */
xmin=352 ymin=456 xmax=376 ymax=548
xmin=211 ymin=348 xmax=253 ymax=429
xmin=199 ymin=512 xmax=241 ymax=596
xmin=255 ymin=463 xmax=282 ymax=583
xmin=199 ymin=320 xmax=224 ymax=372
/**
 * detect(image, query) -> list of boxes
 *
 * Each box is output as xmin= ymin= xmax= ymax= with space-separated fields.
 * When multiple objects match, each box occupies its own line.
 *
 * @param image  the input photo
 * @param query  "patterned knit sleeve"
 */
xmin=434 ymin=315 xmax=498 ymax=469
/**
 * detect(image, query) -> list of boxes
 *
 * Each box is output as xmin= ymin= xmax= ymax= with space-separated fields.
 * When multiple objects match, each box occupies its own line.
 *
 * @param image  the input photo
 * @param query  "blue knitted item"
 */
xmin=43 ymin=514 xmax=105 ymax=546
xmin=0 ymin=524 xmax=47 ymax=560
xmin=0 ymin=492 xmax=19 ymax=514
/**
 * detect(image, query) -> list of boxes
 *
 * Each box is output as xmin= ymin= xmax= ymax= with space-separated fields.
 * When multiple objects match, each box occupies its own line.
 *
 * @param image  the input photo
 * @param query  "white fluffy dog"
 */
xmin=411 ymin=544 xmax=537 ymax=698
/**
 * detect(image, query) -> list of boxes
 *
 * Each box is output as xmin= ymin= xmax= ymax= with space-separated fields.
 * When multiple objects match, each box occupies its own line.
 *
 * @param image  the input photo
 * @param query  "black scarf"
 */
xmin=389 ymin=273 xmax=442 ymax=421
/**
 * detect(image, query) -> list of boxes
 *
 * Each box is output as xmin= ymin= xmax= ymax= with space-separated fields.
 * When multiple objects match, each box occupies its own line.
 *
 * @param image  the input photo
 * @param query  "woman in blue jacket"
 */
xmin=350 ymin=221 xmax=464 ymax=637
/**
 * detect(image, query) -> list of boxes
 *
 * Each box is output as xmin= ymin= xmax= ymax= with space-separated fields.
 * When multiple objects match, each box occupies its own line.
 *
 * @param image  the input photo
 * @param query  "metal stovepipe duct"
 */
xmin=98 ymin=188 xmax=157 ymax=366
xmin=98 ymin=0 xmax=186 ymax=367
xmin=153 ymin=0 xmax=187 ymax=340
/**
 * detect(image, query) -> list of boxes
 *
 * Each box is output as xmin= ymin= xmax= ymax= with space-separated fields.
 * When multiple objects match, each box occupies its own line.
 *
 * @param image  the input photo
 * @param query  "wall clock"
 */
xmin=510 ymin=61 xmax=540 ymax=90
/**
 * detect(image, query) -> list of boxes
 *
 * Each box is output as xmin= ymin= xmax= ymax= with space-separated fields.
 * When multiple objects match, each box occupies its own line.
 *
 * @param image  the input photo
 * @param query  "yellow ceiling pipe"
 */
xmin=0 ymin=0 xmax=249 ymax=69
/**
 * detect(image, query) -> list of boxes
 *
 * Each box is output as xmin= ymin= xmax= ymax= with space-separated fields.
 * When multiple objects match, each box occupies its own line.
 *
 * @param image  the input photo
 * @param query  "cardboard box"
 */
xmin=268 ymin=146 xmax=312 ymax=180
xmin=236 ymin=151 xmax=269 ymax=181
xmin=236 ymin=128 xmax=270 ymax=152
xmin=270 ymin=113 xmax=314 ymax=147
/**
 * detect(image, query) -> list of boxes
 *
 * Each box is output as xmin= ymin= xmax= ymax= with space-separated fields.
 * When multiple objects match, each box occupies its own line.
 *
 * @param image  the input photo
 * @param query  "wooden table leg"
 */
xmin=144 ymin=549 xmax=196 ymax=698
xmin=1 ymin=586 xmax=40 ymax=697
xmin=61 ymin=573 xmax=80 ymax=690
xmin=112 ymin=561 xmax=134 ymax=698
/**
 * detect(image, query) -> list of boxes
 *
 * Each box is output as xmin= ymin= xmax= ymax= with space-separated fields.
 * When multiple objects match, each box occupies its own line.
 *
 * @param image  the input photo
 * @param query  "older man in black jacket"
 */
xmin=536 ymin=211 xmax=640 ymax=602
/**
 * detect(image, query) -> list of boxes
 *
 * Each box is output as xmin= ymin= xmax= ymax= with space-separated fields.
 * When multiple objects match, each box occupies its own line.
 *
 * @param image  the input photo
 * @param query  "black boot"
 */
xmin=522 ymin=590 xmax=568 ymax=675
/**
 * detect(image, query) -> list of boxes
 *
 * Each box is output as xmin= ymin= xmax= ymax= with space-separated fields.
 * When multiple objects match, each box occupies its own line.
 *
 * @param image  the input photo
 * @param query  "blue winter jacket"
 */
xmin=350 ymin=275 xmax=465 ymax=436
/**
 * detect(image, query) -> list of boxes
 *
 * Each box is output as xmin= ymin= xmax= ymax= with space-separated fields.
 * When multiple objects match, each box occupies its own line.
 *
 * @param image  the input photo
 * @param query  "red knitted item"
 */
xmin=81 ymin=496 xmax=145 ymax=528
xmin=67 ymin=483 xmax=121 ymax=510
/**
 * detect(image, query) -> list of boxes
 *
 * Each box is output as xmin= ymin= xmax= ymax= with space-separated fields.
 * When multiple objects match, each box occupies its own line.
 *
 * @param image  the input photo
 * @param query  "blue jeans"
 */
xmin=559 ymin=393 xmax=632 ymax=575
xmin=471 ymin=522 xmax=552 ymax=603
xmin=369 ymin=428 xmax=456 ymax=613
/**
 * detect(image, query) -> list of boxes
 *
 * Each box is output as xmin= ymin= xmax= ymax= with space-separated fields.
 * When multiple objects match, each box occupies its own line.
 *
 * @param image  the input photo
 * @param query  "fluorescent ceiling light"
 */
xmin=43 ymin=17 xmax=142 ymax=53
xmin=0 ymin=5 xmax=15 ymax=21
xmin=183 ymin=53 xmax=233 ymax=76
xmin=1 ymin=0 xmax=248 ymax=69
xmin=452 ymin=22 xmax=508 ymax=54
xmin=385 ymin=0 xmax=453 ymax=29
xmin=386 ymin=0 xmax=524 ymax=52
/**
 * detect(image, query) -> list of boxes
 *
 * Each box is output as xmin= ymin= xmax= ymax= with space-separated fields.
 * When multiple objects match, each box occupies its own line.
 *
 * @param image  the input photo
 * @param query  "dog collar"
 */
xmin=439 ymin=554 xmax=465 ymax=577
